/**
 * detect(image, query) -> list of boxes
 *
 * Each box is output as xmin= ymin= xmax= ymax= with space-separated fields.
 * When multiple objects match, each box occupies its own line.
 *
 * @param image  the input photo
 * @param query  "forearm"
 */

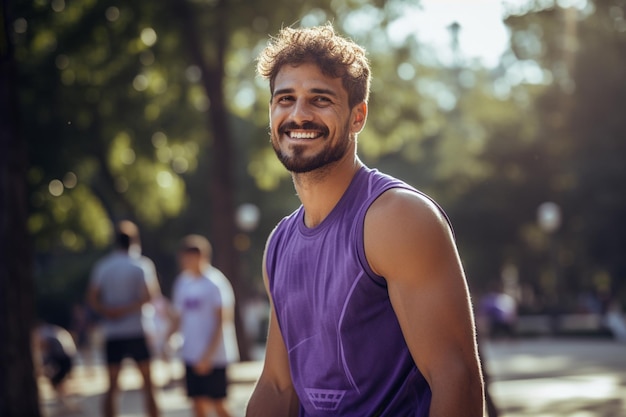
xmin=95 ymin=300 xmax=145 ymax=320
xmin=200 ymin=322 xmax=223 ymax=366
xmin=246 ymin=378 xmax=300 ymax=417
xmin=166 ymin=313 xmax=180 ymax=341
xmin=86 ymin=288 xmax=104 ymax=317
xmin=110 ymin=299 xmax=146 ymax=319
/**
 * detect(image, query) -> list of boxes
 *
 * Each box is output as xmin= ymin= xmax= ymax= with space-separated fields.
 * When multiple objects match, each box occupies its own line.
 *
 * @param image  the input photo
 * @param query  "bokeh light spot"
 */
xmin=48 ymin=179 xmax=64 ymax=196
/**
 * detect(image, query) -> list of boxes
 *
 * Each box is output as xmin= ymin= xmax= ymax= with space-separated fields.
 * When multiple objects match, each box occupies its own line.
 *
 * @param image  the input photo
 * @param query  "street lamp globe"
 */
xmin=537 ymin=202 xmax=561 ymax=233
xmin=236 ymin=203 xmax=261 ymax=232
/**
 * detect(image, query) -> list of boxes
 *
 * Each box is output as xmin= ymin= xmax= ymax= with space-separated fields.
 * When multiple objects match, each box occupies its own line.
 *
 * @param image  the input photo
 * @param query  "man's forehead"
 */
xmin=273 ymin=63 xmax=345 ymax=94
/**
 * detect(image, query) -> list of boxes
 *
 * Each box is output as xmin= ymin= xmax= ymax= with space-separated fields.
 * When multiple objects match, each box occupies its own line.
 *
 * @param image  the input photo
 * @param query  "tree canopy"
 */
xmin=9 ymin=0 xmax=626 ymax=326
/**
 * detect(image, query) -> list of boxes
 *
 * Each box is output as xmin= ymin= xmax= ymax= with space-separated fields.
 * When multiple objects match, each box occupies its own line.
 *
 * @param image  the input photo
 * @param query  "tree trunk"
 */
xmin=170 ymin=0 xmax=251 ymax=361
xmin=0 ymin=1 xmax=42 ymax=415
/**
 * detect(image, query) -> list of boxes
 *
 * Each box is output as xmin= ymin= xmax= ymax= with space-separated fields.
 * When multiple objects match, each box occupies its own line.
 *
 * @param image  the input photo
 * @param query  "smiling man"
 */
xmin=246 ymin=24 xmax=485 ymax=417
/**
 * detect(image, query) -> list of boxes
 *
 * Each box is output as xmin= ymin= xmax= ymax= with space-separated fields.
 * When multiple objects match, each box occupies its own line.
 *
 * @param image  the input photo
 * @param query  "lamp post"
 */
xmin=537 ymin=202 xmax=561 ymax=234
xmin=235 ymin=203 xmax=261 ymax=233
xmin=537 ymin=202 xmax=562 ymax=333
xmin=234 ymin=203 xmax=260 ymax=252
xmin=232 ymin=203 xmax=261 ymax=360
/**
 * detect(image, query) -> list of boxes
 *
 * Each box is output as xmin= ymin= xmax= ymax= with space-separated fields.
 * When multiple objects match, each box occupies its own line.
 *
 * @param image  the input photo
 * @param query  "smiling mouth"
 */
xmin=287 ymin=130 xmax=323 ymax=139
xmin=279 ymin=122 xmax=329 ymax=140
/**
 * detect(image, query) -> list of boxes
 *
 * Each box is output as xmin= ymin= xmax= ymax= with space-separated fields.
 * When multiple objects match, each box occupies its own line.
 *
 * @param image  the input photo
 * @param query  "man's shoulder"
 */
xmin=93 ymin=251 xmax=125 ymax=271
xmin=206 ymin=266 xmax=229 ymax=284
xmin=95 ymin=250 xmax=118 ymax=263
xmin=206 ymin=267 xmax=235 ymax=303
xmin=201 ymin=273 xmax=221 ymax=290
xmin=193 ymin=275 xmax=222 ymax=304
xmin=135 ymin=254 xmax=156 ymax=267
xmin=363 ymin=167 xmax=414 ymax=193
xmin=367 ymin=187 xmax=448 ymax=233
xmin=268 ymin=207 xmax=303 ymax=249
xmin=101 ymin=252 xmax=152 ymax=276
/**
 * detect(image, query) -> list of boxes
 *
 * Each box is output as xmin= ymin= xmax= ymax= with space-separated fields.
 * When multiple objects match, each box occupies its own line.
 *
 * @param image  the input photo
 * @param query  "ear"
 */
xmin=350 ymin=102 xmax=368 ymax=134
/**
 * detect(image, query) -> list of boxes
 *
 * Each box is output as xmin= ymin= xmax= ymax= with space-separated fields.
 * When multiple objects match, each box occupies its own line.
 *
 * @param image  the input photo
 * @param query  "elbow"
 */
xmin=430 ymin=360 xmax=485 ymax=416
xmin=246 ymin=376 xmax=300 ymax=417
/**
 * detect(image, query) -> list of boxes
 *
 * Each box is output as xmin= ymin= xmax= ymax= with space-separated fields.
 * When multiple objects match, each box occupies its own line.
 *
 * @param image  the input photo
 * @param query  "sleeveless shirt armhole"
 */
xmin=355 ymin=184 xmax=454 ymax=288
xmin=265 ymin=221 xmax=286 ymax=294
xmin=265 ymin=207 xmax=305 ymax=294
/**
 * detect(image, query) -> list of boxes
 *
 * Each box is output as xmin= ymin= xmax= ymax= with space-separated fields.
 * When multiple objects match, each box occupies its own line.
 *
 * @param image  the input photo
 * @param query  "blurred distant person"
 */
xmin=604 ymin=300 xmax=626 ymax=342
xmin=479 ymin=283 xmax=518 ymax=340
xmin=87 ymin=220 xmax=160 ymax=417
xmin=169 ymin=234 xmax=233 ymax=417
xmin=33 ymin=322 xmax=80 ymax=412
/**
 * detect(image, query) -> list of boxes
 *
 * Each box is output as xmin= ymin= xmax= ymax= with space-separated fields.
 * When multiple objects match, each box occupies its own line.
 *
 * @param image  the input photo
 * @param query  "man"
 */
xmin=246 ymin=24 xmax=485 ymax=416
xmin=169 ymin=235 xmax=234 ymax=417
xmin=479 ymin=282 xmax=518 ymax=340
xmin=87 ymin=220 xmax=159 ymax=417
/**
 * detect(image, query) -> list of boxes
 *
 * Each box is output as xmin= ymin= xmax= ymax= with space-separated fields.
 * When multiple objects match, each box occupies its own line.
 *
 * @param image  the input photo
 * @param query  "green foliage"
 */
xmin=15 ymin=0 xmax=200 ymax=242
xmin=12 ymin=0 xmax=626 ymax=323
xmin=464 ymin=0 xmax=626 ymax=307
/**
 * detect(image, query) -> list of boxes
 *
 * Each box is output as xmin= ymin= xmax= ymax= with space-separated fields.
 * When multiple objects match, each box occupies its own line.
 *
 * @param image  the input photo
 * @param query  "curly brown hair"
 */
xmin=256 ymin=23 xmax=371 ymax=108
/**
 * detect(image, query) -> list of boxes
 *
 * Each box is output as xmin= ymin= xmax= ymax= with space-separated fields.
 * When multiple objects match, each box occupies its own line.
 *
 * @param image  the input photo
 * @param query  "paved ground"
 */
xmin=484 ymin=338 xmax=626 ymax=417
xmin=39 ymin=357 xmax=262 ymax=417
xmin=40 ymin=338 xmax=626 ymax=417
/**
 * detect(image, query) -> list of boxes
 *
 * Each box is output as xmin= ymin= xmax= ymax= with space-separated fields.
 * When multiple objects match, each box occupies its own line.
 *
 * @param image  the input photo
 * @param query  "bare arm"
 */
xmin=246 ymin=237 xmax=300 ymax=417
xmin=142 ymin=257 xmax=162 ymax=298
xmin=165 ymin=300 xmax=181 ymax=342
xmin=365 ymin=189 xmax=485 ymax=417
xmin=195 ymin=307 xmax=223 ymax=374
xmin=86 ymin=278 xmax=151 ymax=320
xmin=86 ymin=284 xmax=102 ymax=316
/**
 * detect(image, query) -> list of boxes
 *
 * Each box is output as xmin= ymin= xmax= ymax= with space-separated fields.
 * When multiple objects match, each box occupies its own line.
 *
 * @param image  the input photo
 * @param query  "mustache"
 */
xmin=277 ymin=121 xmax=329 ymax=136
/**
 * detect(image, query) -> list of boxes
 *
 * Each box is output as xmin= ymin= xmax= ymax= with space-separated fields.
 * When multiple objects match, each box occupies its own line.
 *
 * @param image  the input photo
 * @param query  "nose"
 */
xmin=290 ymin=99 xmax=313 ymax=125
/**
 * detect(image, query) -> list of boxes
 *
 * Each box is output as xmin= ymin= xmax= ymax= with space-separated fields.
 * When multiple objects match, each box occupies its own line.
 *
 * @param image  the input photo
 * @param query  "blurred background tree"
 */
xmin=6 ymin=0 xmax=626 ymax=369
xmin=1 ymin=0 xmax=40 ymax=414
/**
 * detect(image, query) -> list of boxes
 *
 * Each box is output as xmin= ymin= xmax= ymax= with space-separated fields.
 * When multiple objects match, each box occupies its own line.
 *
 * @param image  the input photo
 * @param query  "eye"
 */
xmin=313 ymin=96 xmax=332 ymax=106
xmin=275 ymin=95 xmax=294 ymax=104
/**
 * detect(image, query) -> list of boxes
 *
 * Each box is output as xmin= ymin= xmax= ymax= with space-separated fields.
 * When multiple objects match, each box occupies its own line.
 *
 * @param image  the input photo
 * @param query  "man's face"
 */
xmin=178 ymin=250 xmax=202 ymax=272
xmin=269 ymin=62 xmax=362 ymax=173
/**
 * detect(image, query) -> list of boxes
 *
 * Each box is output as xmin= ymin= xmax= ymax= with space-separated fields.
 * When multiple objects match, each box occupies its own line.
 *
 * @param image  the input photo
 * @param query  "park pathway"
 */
xmin=40 ymin=338 xmax=626 ymax=417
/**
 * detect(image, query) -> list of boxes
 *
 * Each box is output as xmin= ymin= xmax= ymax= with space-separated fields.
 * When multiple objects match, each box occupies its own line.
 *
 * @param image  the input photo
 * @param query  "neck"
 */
xmin=293 ymin=155 xmax=363 ymax=228
xmin=186 ymin=265 xmax=204 ymax=277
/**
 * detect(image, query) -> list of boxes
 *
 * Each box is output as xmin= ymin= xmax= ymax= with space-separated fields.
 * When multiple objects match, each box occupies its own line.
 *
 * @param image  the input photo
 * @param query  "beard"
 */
xmin=271 ymin=120 xmax=351 ymax=174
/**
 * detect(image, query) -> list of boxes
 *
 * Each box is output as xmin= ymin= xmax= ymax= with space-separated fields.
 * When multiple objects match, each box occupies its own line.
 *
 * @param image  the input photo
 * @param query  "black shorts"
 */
xmin=184 ymin=365 xmax=228 ymax=399
xmin=105 ymin=336 xmax=151 ymax=365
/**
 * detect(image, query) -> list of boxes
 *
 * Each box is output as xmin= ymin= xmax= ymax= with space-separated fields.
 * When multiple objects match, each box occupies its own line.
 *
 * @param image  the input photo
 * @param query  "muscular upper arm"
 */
xmin=365 ymin=189 xmax=483 ymax=407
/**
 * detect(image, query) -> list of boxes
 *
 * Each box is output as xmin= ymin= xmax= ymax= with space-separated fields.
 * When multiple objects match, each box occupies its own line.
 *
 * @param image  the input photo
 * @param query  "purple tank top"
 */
xmin=266 ymin=167 xmax=433 ymax=416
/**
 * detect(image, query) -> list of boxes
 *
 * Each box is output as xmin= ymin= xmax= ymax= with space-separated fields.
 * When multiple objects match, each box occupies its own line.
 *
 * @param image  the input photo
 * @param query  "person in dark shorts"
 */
xmin=169 ymin=235 xmax=233 ymax=417
xmin=87 ymin=220 xmax=161 ymax=417
xmin=105 ymin=336 xmax=152 ymax=364
xmin=185 ymin=366 xmax=228 ymax=404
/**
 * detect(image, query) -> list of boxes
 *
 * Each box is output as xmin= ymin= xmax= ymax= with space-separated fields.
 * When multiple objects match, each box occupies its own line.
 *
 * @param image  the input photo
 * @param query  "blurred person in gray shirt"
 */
xmin=87 ymin=220 xmax=160 ymax=417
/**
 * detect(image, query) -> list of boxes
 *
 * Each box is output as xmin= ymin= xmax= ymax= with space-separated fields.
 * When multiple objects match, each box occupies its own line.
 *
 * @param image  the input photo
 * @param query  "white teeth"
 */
xmin=289 ymin=131 xmax=318 ymax=139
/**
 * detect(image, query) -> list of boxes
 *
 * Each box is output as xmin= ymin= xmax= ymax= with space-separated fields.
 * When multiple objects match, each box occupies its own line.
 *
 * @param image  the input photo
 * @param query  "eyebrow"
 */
xmin=272 ymin=87 xmax=339 ymax=98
